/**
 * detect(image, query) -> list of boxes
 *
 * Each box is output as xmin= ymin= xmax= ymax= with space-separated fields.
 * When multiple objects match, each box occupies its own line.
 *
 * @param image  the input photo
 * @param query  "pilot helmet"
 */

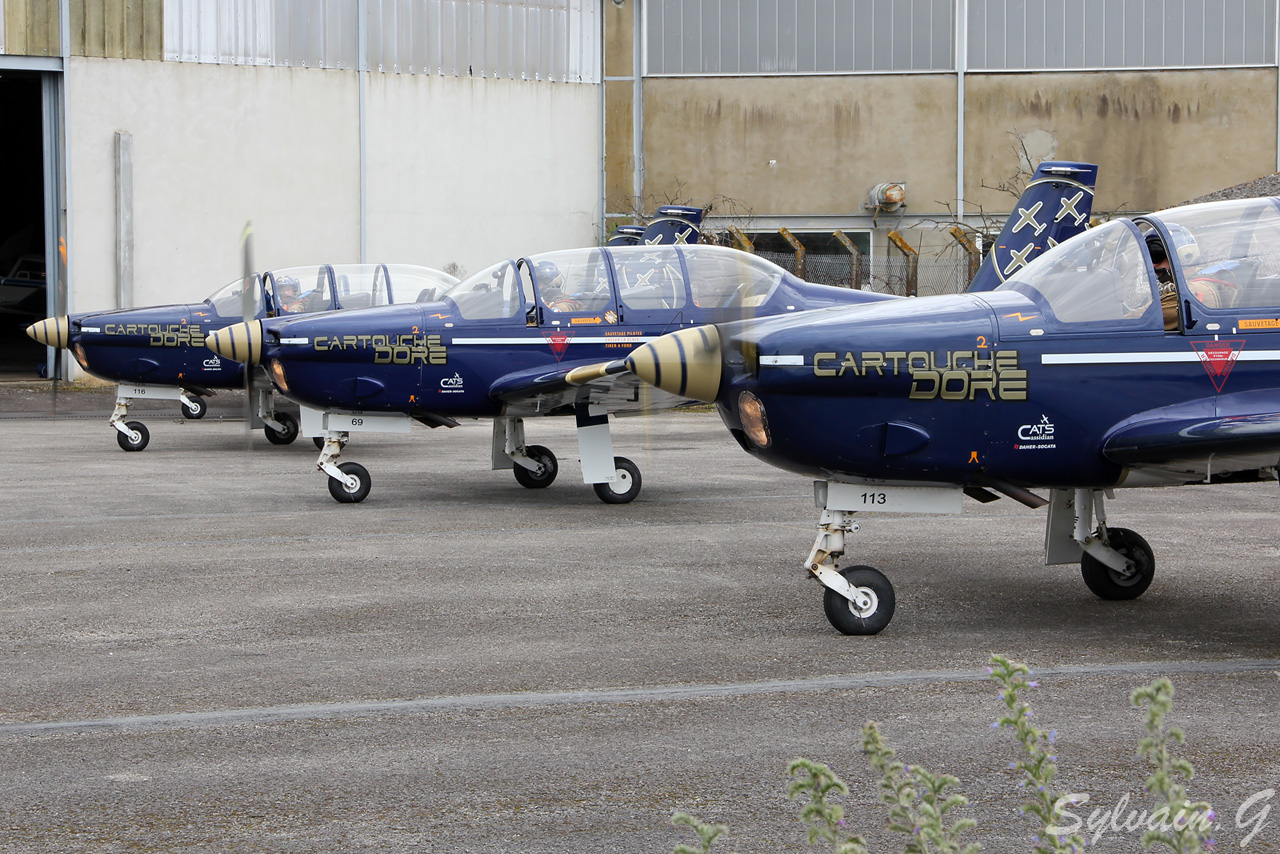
xmin=534 ymin=260 xmax=565 ymax=293
xmin=276 ymin=275 xmax=301 ymax=298
xmin=1164 ymin=222 xmax=1201 ymax=267
xmin=1144 ymin=232 xmax=1168 ymax=265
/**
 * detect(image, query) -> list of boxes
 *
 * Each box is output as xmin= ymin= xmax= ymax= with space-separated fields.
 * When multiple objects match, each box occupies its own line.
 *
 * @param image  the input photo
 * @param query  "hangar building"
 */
xmin=3 ymin=0 xmax=1279 ymax=377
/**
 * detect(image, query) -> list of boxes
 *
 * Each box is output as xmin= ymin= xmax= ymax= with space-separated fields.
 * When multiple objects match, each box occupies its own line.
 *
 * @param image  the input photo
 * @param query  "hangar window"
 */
xmin=162 ymin=0 xmax=600 ymax=83
xmin=645 ymin=0 xmax=1277 ymax=75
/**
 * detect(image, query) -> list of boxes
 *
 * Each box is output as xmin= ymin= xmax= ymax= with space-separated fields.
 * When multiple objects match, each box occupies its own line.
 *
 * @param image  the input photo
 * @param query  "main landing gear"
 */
xmin=255 ymin=388 xmax=300 ymax=446
xmin=108 ymin=384 xmax=298 ymax=450
xmin=804 ymin=483 xmax=1158 ymax=636
xmin=1050 ymin=488 xmax=1155 ymax=600
xmin=312 ymin=408 xmax=646 ymax=506
xmin=497 ymin=410 xmax=643 ymax=505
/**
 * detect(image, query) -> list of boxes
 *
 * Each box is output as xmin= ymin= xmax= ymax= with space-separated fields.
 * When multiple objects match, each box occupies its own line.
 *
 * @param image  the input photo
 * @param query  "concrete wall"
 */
xmin=627 ymin=68 xmax=1279 ymax=226
xmin=640 ymin=75 xmax=959 ymax=217
xmin=963 ymin=69 xmax=1280 ymax=214
xmin=65 ymin=56 xmax=599 ymax=314
xmin=363 ymin=71 xmax=599 ymax=275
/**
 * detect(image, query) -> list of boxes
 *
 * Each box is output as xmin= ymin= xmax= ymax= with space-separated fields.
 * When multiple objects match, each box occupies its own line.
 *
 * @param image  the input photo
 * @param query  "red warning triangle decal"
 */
xmin=1191 ymin=339 xmax=1245 ymax=392
xmin=542 ymin=330 xmax=574 ymax=361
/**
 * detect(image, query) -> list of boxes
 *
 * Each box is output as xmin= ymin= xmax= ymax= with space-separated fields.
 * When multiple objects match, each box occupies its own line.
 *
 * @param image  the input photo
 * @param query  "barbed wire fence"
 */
xmin=757 ymin=246 xmax=978 ymax=296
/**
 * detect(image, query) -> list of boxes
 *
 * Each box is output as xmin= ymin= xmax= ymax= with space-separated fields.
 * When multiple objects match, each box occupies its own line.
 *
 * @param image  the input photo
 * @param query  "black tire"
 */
xmin=116 ymin=420 xmax=150 ymax=452
xmin=1081 ymin=527 xmax=1155 ymax=600
xmin=327 ymin=461 xmax=371 ymax=504
xmin=513 ymin=445 xmax=558 ymax=489
xmin=823 ymin=565 xmax=896 ymax=635
xmin=264 ymin=411 xmax=299 ymax=445
xmin=592 ymin=456 xmax=642 ymax=504
xmin=181 ymin=395 xmax=207 ymax=420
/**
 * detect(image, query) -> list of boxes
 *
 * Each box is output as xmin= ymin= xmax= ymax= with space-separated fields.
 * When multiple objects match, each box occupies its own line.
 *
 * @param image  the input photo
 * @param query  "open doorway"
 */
xmin=0 ymin=71 xmax=48 ymax=377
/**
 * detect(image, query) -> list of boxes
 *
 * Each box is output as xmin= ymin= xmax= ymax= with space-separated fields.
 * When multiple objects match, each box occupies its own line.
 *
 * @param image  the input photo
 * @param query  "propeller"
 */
xmin=623 ymin=324 xmax=723 ymax=403
xmin=206 ymin=320 xmax=264 ymax=366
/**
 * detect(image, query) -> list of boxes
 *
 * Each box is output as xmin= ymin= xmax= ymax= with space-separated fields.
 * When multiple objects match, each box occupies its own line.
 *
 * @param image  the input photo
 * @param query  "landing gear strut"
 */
xmin=108 ymin=384 xmax=208 ymax=451
xmin=257 ymin=388 xmax=299 ymax=445
xmin=316 ymin=431 xmax=362 ymax=503
xmin=1056 ymin=488 xmax=1156 ymax=600
xmin=493 ymin=412 xmax=644 ymax=504
xmin=804 ymin=507 xmax=895 ymax=635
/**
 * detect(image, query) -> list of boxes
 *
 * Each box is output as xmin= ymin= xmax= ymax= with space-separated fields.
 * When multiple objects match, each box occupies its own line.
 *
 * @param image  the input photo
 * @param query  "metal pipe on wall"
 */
xmin=115 ymin=131 xmax=133 ymax=310
xmin=632 ymin=0 xmax=644 ymax=213
xmin=956 ymin=0 xmax=967 ymax=222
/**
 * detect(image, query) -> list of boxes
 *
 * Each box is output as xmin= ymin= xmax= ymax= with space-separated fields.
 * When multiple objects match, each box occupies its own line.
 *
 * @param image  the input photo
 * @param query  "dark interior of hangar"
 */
xmin=0 ymin=72 xmax=47 ymax=377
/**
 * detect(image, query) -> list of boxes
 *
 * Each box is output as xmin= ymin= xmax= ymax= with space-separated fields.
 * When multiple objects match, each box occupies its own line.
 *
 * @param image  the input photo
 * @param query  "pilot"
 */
xmin=1146 ymin=234 xmax=1179 ymax=331
xmin=277 ymin=276 xmax=305 ymax=313
xmin=537 ymin=261 xmax=582 ymax=312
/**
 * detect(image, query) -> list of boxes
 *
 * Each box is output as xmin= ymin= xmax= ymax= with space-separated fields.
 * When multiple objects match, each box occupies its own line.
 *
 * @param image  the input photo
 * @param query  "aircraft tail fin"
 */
xmin=639 ymin=205 xmax=703 ymax=245
xmin=966 ymin=161 xmax=1099 ymax=292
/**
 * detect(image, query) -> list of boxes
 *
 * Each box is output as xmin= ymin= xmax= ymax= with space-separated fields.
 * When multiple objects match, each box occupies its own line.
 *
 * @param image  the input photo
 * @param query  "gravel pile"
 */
xmin=1183 ymin=173 xmax=1280 ymax=204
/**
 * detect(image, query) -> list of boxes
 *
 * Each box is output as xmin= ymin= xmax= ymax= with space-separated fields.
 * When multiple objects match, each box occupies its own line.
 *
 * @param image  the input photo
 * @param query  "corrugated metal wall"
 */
xmin=159 ymin=0 xmax=599 ymax=81
xmin=0 ymin=0 xmax=599 ymax=83
xmin=73 ymin=0 xmax=165 ymax=60
xmin=2 ymin=0 xmax=62 ymax=56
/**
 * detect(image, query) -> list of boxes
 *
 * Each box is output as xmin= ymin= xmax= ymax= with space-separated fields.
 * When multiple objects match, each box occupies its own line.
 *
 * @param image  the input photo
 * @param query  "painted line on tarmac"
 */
xmin=2 ymin=659 xmax=1277 ymax=737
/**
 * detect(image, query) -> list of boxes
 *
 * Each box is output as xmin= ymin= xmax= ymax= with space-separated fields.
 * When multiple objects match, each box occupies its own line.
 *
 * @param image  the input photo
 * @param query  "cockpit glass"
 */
xmin=440 ymin=259 xmax=525 ymax=320
xmin=681 ymin=245 xmax=785 ymax=309
xmin=383 ymin=264 xmax=461 ymax=303
xmin=1156 ymin=198 xmax=1280 ymax=310
xmin=998 ymin=219 xmax=1156 ymax=325
xmin=204 ymin=274 xmax=264 ymax=318
xmin=527 ymin=249 xmax=614 ymax=313
xmin=270 ymin=266 xmax=332 ymax=315
xmin=609 ymin=246 xmax=688 ymax=310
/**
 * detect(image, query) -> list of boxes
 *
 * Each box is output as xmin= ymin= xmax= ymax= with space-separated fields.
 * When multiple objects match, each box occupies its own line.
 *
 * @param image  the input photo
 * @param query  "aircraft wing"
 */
xmin=489 ymin=358 xmax=687 ymax=418
xmin=1102 ymin=390 xmax=1280 ymax=477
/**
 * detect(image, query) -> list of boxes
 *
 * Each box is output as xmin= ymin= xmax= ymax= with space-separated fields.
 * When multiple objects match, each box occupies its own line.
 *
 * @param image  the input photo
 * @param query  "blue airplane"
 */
xmin=25 ymin=264 xmax=458 ymax=451
xmin=204 ymin=244 xmax=899 ymax=504
xmin=201 ymin=167 xmax=1094 ymax=506
xmin=612 ymin=189 xmax=1280 ymax=634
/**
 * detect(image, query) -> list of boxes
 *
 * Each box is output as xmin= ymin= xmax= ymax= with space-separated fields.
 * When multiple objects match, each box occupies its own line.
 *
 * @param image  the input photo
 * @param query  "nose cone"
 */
xmin=626 ymin=324 xmax=722 ymax=403
xmin=26 ymin=316 xmax=71 ymax=348
xmin=206 ymin=320 xmax=264 ymax=365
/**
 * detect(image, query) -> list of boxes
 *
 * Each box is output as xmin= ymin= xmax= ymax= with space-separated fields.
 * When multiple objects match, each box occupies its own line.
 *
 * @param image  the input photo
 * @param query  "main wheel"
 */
xmin=823 ymin=565 xmax=896 ymax=635
xmin=592 ymin=456 xmax=641 ymax=504
xmin=513 ymin=445 xmax=558 ymax=489
xmin=327 ymin=461 xmax=371 ymax=504
xmin=1081 ymin=527 xmax=1154 ymax=600
xmin=264 ymin=411 xmax=299 ymax=445
xmin=181 ymin=395 xmax=207 ymax=420
xmin=116 ymin=420 xmax=150 ymax=452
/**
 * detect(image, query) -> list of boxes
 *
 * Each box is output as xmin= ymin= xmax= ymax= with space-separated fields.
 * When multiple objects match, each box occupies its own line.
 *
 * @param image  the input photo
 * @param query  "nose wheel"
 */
xmin=805 ymin=506 xmax=897 ymax=635
xmin=821 ymin=565 xmax=895 ymax=635
xmin=115 ymin=420 xmax=150 ymax=452
xmin=327 ymin=461 xmax=371 ymax=503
